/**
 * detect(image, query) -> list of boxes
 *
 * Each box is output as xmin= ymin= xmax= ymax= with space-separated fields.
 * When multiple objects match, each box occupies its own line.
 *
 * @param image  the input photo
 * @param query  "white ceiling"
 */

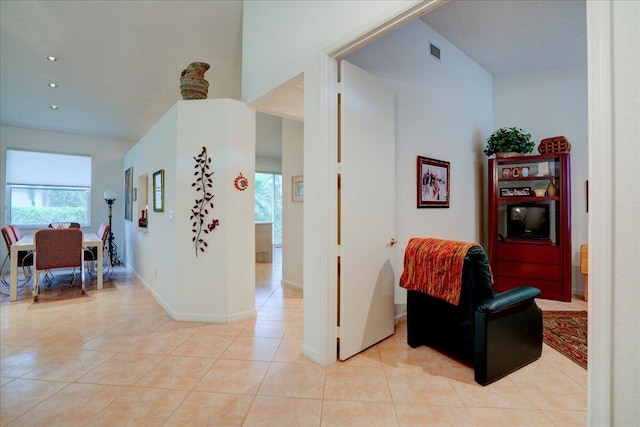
xmin=1 ymin=1 xmax=586 ymax=154
xmin=0 ymin=0 xmax=243 ymax=142
xmin=420 ymin=0 xmax=586 ymax=75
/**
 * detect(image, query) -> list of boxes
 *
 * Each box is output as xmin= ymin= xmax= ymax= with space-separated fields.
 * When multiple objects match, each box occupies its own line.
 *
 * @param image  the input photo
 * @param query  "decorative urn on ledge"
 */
xmin=180 ymin=62 xmax=210 ymax=100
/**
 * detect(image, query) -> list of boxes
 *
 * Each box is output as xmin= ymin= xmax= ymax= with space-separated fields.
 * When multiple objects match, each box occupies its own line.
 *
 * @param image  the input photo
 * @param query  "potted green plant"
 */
xmin=484 ymin=127 xmax=535 ymax=157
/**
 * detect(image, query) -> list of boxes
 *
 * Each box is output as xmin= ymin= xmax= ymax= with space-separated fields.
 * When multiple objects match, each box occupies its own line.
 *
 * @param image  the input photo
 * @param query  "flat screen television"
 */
xmin=507 ymin=204 xmax=550 ymax=240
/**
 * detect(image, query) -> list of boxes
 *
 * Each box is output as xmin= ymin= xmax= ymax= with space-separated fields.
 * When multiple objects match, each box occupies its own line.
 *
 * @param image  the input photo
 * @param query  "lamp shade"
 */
xmin=104 ymin=189 xmax=117 ymax=201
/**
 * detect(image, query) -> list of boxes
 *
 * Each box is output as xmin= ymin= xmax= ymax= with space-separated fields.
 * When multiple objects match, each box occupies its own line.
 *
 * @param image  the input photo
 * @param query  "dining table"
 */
xmin=8 ymin=232 xmax=104 ymax=301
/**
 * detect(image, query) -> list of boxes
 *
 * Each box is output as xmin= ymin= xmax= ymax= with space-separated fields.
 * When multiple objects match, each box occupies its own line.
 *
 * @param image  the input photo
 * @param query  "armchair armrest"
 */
xmin=477 ymin=286 xmax=541 ymax=314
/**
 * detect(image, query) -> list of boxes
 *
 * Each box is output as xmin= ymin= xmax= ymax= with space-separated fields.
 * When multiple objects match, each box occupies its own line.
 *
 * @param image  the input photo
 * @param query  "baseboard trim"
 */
xmin=395 ymin=312 xmax=407 ymax=325
xmin=127 ymin=265 xmax=255 ymax=323
xmin=281 ymin=279 xmax=303 ymax=291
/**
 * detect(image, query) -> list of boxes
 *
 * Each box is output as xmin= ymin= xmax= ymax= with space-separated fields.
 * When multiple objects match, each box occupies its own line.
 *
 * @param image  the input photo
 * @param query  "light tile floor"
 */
xmin=1 ymin=248 xmax=587 ymax=426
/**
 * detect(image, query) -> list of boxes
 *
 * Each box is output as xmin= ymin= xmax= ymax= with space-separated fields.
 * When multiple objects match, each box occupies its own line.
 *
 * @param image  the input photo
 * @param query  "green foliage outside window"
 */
xmin=10 ymin=207 xmax=88 ymax=226
xmin=254 ymin=173 xmax=282 ymax=246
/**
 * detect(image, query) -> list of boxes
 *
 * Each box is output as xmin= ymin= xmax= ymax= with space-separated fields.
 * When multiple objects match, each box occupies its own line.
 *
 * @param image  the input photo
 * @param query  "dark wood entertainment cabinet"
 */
xmin=488 ymin=153 xmax=572 ymax=301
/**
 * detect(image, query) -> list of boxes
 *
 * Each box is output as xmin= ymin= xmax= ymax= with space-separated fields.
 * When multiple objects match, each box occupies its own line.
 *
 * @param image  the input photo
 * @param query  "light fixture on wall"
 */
xmin=104 ymin=189 xmax=121 ymax=266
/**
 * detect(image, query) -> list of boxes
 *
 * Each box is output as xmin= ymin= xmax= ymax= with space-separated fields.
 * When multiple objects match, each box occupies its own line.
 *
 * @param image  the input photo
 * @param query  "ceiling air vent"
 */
xmin=430 ymin=42 xmax=441 ymax=61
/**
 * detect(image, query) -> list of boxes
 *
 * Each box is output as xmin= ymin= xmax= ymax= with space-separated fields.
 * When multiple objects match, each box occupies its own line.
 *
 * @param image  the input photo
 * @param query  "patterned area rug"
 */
xmin=543 ymin=310 xmax=588 ymax=369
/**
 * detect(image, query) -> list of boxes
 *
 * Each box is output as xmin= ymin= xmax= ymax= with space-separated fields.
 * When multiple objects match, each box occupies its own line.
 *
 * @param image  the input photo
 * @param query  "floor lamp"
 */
xmin=103 ymin=189 xmax=121 ymax=266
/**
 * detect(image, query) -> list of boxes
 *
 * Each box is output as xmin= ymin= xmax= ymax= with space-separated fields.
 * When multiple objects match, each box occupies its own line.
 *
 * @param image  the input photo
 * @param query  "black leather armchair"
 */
xmin=406 ymin=247 xmax=542 ymax=386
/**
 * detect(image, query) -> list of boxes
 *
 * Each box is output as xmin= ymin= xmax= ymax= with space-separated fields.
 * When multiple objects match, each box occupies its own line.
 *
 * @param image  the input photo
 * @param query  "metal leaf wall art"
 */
xmin=190 ymin=146 xmax=220 ymax=256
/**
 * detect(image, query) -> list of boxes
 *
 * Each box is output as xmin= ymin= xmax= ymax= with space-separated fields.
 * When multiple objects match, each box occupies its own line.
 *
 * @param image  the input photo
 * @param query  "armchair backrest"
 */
xmin=34 ymin=228 xmax=83 ymax=270
xmin=462 ymin=247 xmax=494 ymax=310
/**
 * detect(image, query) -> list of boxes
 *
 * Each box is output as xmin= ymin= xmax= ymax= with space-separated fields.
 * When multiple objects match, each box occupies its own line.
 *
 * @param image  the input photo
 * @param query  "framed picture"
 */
xmin=153 ymin=169 xmax=165 ymax=212
xmin=500 ymin=186 xmax=532 ymax=197
xmin=124 ymin=167 xmax=133 ymax=221
xmin=292 ymin=175 xmax=304 ymax=202
xmin=417 ymin=156 xmax=450 ymax=208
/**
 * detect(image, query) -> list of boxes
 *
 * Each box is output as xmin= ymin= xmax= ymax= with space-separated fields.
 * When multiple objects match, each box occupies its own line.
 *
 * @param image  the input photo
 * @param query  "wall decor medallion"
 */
xmin=190 ymin=146 xmax=220 ymax=257
xmin=234 ymin=173 xmax=249 ymax=191
xmin=417 ymin=156 xmax=450 ymax=208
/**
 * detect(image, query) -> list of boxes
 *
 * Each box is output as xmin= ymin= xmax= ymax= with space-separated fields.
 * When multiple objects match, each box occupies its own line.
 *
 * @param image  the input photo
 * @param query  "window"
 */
xmin=254 ymin=172 xmax=282 ymax=246
xmin=5 ymin=149 xmax=91 ymax=227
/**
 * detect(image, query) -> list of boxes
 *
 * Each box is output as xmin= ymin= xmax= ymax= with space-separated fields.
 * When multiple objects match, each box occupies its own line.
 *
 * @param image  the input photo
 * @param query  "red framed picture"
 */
xmin=417 ymin=156 xmax=450 ymax=208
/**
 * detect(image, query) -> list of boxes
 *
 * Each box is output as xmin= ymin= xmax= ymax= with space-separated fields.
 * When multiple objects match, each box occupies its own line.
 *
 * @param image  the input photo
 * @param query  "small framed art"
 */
xmin=153 ymin=169 xmax=165 ymax=212
xmin=500 ymin=187 xmax=532 ymax=197
xmin=292 ymin=175 xmax=304 ymax=202
xmin=417 ymin=156 xmax=450 ymax=208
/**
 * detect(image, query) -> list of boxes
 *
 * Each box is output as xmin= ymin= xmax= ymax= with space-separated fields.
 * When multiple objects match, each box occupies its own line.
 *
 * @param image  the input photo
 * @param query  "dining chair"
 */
xmin=48 ymin=222 xmax=80 ymax=229
xmin=32 ymin=228 xmax=85 ymax=301
xmin=85 ymin=223 xmax=111 ymax=278
xmin=1 ymin=226 xmax=33 ymax=291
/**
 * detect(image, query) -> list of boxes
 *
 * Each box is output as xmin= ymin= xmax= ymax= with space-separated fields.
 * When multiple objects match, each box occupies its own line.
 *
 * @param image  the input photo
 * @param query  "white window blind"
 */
xmin=6 ymin=149 xmax=91 ymax=186
xmin=5 ymin=149 xmax=92 ymax=226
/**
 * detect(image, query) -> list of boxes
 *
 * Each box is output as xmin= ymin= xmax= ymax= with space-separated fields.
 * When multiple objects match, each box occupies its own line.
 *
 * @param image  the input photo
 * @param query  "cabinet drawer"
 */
xmin=498 ymin=261 xmax=561 ymax=281
xmin=495 ymin=276 xmax=562 ymax=300
xmin=497 ymin=244 xmax=560 ymax=264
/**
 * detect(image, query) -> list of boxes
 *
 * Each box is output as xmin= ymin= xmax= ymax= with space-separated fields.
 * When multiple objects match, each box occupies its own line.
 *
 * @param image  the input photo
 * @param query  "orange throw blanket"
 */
xmin=399 ymin=238 xmax=482 ymax=306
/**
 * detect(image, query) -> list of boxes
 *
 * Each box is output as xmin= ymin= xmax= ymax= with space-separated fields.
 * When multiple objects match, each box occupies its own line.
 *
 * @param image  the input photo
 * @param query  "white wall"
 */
xmin=0 ymin=125 xmax=134 ymax=261
xmin=346 ymin=19 xmax=492 ymax=310
xmin=124 ymin=99 xmax=256 ymax=322
xmin=611 ymin=1 xmax=640 ymax=424
xmin=493 ymin=66 xmax=588 ymax=296
xmin=241 ymin=0 xmax=421 ymax=104
xmin=281 ymin=119 xmax=304 ymax=289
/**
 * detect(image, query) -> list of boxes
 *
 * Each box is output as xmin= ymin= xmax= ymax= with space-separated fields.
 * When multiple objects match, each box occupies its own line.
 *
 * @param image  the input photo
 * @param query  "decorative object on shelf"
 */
xmin=292 ymin=175 xmax=304 ymax=202
xmin=501 ymin=167 xmax=512 ymax=178
xmin=500 ymin=187 xmax=532 ymax=197
xmin=180 ymin=62 xmax=210 ymax=100
xmin=536 ymin=161 xmax=550 ymax=177
xmin=534 ymin=188 xmax=546 ymax=197
xmin=538 ymin=136 xmax=571 ymax=154
xmin=124 ymin=167 xmax=133 ymax=221
xmin=484 ymin=127 xmax=535 ymax=157
xmin=234 ymin=173 xmax=249 ymax=191
xmin=138 ymin=209 xmax=148 ymax=228
xmin=521 ymin=166 xmax=529 ymax=177
xmin=190 ymin=146 xmax=220 ymax=257
xmin=103 ymin=189 xmax=121 ymax=266
xmin=153 ymin=169 xmax=164 ymax=212
xmin=512 ymin=167 xmax=521 ymax=178
xmin=417 ymin=156 xmax=450 ymax=208
xmin=546 ymin=178 xmax=558 ymax=197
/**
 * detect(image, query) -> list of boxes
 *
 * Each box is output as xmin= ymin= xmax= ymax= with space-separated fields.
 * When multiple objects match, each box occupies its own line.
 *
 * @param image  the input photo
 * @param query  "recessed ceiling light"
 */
xmin=50 ymin=105 xmax=59 ymax=110
xmin=46 ymin=56 xmax=57 ymax=62
xmin=48 ymin=83 xmax=58 ymax=88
